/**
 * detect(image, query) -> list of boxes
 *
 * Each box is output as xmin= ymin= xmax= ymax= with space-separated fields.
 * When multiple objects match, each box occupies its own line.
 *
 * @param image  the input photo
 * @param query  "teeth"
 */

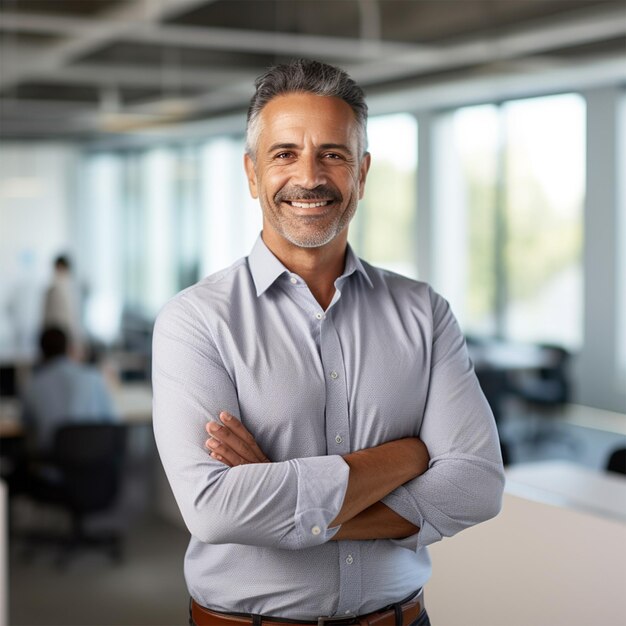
xmin=290 ymin=201 xmax=329 ymax=208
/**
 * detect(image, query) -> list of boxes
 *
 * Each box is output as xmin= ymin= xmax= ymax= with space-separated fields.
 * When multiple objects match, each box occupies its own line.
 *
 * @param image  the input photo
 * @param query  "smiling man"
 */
xmin=153 ymin=59 xmax=504 ymax=626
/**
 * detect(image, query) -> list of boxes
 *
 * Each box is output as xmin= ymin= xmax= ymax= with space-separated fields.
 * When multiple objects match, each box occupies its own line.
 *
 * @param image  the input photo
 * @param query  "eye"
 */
xmin=322 ymin=152 xmax=343 ymax=160
xmin=274 ymin=152 xmax=294 ymax=159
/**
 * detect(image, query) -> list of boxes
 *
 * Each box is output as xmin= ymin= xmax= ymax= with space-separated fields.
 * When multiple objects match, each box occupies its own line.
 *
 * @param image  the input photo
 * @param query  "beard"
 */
xmin=265 ymin=184 xmax=356 ymax=248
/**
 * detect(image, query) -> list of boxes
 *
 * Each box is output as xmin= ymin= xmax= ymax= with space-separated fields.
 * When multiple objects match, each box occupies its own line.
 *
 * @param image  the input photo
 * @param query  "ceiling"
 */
xmin=0 ymin=0 xmax=625 ymax=141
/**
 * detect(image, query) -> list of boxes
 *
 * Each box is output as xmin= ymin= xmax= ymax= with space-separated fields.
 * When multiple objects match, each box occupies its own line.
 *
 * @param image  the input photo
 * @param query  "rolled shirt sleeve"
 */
xmin=382 ymin=289 xmax=505 ymax=550
xmin=152 ymin=295 xmax=349 ymax=550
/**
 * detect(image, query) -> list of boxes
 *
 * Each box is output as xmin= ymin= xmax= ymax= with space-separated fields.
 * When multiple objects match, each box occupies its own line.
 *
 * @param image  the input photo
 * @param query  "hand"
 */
xmin=205 ymin=411 xmax=270 ymax=467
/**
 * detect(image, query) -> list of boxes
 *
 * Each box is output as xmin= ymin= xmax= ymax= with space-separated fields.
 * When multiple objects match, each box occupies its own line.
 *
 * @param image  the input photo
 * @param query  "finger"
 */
xmin=205 ymin=437 xmax=246 ymax=467
xmin=220 ymin=412 xmax=270 ymax=462
xmin=206 ymin=417 xmax=267 ymax=463
xmin=205 ymin=445 xmax=233 ymax=467
xmin=206 ymin=422 xmax=260 ymax=463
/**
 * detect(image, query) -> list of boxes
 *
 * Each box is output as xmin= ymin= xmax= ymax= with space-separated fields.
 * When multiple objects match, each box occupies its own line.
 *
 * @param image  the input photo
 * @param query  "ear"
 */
xmin=358 ymin=152 xmax=371 ymax=200
xmin=244 ymin=153 xmax=259 ymax=199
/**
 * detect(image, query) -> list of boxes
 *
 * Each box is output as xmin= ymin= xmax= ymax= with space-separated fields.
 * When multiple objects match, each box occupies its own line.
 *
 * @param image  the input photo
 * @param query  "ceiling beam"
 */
xmin=0 ymin=0 xmax=226 ymax=88
xmin=344 ymin=5 xmax=626 ymax=85
xmin=0 ymin=10 xmax=419 ymax=77
xmin=0 ymin=62 xmax=259 ymax=90
xmin=1 ymin=3 xmax=623 ymax=92
xmin=1 ymin=0 xmax=625 ymax=136
xmin=112 ymin=4 xmax=626 ymax=120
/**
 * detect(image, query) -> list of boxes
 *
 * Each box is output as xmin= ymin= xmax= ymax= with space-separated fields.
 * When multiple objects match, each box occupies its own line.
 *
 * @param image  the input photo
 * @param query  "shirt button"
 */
xmin=335 ymin=435 xmax=343 ymax=444
xmin=345 ymin=554 xmax=354 ymax=565
xmin=290 ymin=276 xmax=298 ymax=284
xmin=311 ymin=525 xmax=321 ymax=536
xmin=315 ymin=312 xmax=324 ymax=320
xmin=330 ymin=371 xmax=338 ymax=379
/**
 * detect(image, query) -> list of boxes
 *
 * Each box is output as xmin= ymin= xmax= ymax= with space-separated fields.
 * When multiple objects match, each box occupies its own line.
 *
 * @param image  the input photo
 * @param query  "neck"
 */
xmin=261 ymin=230 xmax=347 ymax=310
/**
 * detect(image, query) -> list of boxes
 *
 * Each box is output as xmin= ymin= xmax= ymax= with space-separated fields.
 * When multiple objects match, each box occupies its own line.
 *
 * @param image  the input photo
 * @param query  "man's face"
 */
xmin=244 ymin=92 xmax=370 ymax=250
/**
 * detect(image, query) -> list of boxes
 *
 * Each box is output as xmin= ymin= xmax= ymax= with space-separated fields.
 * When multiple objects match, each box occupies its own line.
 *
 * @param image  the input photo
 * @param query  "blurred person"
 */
xmin=22 ymin=327 xmax=117 ymax=457
xmin=42 ymin=254 xmax=85 ymax=359
xmin=153 ymin=59 xmax=504 ymax=626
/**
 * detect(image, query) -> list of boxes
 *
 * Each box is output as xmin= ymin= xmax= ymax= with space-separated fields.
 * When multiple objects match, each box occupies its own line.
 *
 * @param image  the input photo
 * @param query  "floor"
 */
xmin=7 ymin=406 xmax=626 ymax=626
xmin=9 ymin=514 xmax=190 ymax=626
xmin=8 ymin=426 xmax=191 ymax=626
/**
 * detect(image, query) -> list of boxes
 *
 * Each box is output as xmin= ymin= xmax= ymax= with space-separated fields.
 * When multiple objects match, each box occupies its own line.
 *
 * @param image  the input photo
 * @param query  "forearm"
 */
xmin=331 ymin=501 xmax=419 ymax=541
xmin=330 ymin=437 xmax=429 ymax=527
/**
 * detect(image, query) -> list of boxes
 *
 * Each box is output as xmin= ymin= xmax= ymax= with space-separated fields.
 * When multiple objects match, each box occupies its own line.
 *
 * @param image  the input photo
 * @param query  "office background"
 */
xmin=0 ymin=1 xmax=625 ymax=625
xmin=1 ymin=0 xmax=625 ymax=412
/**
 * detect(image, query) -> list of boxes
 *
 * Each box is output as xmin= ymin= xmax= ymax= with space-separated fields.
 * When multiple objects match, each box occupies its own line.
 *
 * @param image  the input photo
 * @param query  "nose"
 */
xmin=292 ymin=153 xmax=326 ymax=189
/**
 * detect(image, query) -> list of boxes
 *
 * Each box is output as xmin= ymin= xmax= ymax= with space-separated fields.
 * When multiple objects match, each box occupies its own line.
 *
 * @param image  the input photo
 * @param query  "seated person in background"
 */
xmin=22 ymin=327 xmax=117 ymax=456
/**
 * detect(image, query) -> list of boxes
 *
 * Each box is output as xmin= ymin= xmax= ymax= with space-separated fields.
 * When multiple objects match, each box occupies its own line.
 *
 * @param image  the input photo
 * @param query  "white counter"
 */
xmin=426 ymin=461 xmax=626 ymax=626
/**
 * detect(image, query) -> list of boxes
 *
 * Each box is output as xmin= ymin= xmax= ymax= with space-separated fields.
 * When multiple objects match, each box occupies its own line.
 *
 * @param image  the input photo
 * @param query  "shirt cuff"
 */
xmin=382 ymin=486 xmax=443 ymax=551
xmin=287 ymin=455 xmax=349 ymax=549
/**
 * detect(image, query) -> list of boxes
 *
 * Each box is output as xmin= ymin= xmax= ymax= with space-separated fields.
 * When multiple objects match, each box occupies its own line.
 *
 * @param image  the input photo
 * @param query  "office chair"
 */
xmin=22 ymin=421 xmax=127 ymax=566
xmin=606 ymin=447 xmax=626 ymax=475
xmin=507 ymin=345 xmax=575 ymax=449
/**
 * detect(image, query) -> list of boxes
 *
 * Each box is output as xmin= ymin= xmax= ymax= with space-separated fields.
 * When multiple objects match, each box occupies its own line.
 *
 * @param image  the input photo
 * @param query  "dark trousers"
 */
xmin=409 ymin=609 xmax=431 ymax=626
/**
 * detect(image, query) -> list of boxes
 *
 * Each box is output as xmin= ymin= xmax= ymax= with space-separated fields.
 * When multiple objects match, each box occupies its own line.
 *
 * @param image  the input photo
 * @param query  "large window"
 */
xmin=350 ymin=113 xmax=418 ymax=277
xmin=200 ymin=137 xmax=260 ymax=278
xmin=80 ymin=136 xmax=261 ymax=341
xmin=434 ymin=93 xmax=585 ymax=348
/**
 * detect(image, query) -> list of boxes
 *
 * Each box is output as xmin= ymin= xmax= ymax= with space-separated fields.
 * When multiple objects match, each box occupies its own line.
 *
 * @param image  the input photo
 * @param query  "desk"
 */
xmin=0 ymin=382 xmax=152 ymax=436
xmin=468 ymin=341 xmax=556 ymax=372
xmin=506 ymin=460 xmax=626 ymax=522
xmin=110 ymin=382 xmax=153 ymax=424
xmin=556 ymin=403 xmax=626 ymax=436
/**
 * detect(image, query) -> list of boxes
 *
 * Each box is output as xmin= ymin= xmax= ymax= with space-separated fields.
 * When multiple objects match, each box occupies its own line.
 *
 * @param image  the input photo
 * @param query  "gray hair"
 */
xmin=245 ymin=59 xmax=368 ymax=161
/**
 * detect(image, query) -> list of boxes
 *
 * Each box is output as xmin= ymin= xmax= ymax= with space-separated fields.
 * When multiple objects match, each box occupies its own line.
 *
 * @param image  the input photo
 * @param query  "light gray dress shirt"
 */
xmin=152 ymin=235 xmax=504 ymax=619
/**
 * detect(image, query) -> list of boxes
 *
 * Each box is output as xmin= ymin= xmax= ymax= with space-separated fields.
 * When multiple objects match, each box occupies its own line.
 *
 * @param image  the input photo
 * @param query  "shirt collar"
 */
xmin=248 ymin=234 xmax=373 ymax=297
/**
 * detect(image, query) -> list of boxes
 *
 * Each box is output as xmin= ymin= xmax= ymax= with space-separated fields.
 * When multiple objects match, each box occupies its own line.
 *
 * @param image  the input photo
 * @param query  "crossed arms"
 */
xmin=153 ymin=290 xmax=504 ymax=551
xmin=205 ymin=411 xmax=429 ymax=540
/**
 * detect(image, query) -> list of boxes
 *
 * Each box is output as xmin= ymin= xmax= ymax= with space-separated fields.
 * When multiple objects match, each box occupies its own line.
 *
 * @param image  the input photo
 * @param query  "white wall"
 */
xmin=0 ymin=143 xmax=79 ymax=357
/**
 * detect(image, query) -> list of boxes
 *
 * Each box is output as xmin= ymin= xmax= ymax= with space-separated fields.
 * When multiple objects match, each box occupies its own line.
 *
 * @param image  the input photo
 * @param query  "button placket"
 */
xmin=320 ymin=313 xmax=349 ymax=457
xmin=336 ymin=543 xmax=361 ymax=614
xmin=319 ymin=308 xmax=359 ymax=615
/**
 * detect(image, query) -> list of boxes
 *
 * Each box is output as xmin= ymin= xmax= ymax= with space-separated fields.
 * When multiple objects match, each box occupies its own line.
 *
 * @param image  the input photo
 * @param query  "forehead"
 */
xmin=257 ymin=93 xmax=359 ymax=148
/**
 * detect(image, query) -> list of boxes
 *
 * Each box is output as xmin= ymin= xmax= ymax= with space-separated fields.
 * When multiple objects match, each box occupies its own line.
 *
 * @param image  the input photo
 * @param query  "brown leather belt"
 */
xmin=191 ymin=589 xmax=424 ymax=626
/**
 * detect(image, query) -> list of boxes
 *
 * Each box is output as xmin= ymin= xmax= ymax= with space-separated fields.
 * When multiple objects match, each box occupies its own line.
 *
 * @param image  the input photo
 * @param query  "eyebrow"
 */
xmin=267 ymin=142 xmax=354 ymax=156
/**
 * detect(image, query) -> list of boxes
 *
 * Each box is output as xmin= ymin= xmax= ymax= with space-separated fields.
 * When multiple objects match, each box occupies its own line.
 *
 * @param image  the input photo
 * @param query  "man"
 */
xmin=153 ymin=59 xmax=504 ymax=626
xmin=42 ymin=255 xmax=84 ymax=359
xmin=22 ymin=327 xmax=116 ymax=455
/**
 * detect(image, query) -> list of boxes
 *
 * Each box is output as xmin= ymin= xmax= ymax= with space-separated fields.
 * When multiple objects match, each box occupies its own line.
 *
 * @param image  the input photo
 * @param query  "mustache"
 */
xmin=274 ymin=185 xmax=342 ymax=204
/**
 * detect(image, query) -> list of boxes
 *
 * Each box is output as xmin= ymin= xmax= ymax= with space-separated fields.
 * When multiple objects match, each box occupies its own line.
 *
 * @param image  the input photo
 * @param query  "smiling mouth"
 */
xmin=286 ymin=200 xmax=332 ymax=208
